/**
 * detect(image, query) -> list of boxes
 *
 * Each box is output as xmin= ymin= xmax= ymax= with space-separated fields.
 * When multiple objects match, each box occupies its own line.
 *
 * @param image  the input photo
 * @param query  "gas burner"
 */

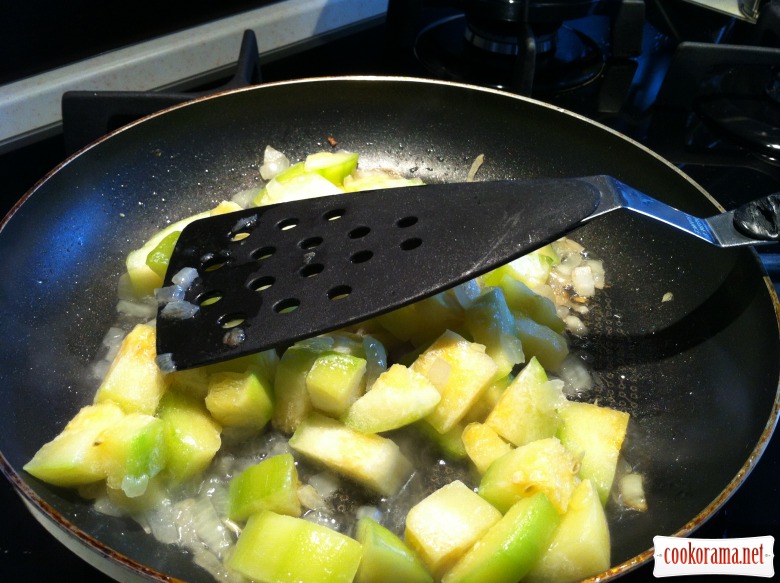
xmin=693 ymin=65 xmax=780 ymax=159
xmin=414 ymin=13 xmax=604 ymax=96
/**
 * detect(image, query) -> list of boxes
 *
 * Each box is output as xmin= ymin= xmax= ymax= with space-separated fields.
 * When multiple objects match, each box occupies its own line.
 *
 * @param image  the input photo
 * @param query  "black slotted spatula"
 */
xmin=155 ymin=175 xmax=779 ymax=370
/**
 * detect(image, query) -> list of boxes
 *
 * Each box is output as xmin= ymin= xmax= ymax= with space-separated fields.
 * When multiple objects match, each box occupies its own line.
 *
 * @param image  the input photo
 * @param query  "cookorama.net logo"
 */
xmin=653 ymin=536 xmax=775 ymax=578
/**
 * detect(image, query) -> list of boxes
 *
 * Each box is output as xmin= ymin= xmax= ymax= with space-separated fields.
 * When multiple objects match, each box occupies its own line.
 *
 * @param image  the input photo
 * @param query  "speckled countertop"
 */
xmin=0 ymin=0 xmax=387 ymax=152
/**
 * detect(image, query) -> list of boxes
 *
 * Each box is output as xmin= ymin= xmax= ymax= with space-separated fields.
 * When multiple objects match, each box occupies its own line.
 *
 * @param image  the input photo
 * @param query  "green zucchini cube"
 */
xmin=478 ymin=437 xmax=579 ymax=514
xmin=157 ymin=392 xmax=221 ymax=485
xmin=557 ymin=400 xmax=630 ymax=505
xmin=343 ymin=363 xmax=440 ymax=434
xmin=524 ymin=479 xmax=611 ymax=583
xmin=96 ymin=412 xmax=166 ymax=497
xmin=273 ymin=339 xmax=329 ymax=433
xmin=306 ymin=351 xmax=367 ymax=417
xmin=442 ymin=493 xmax=560 ymax=583
xmin=228 ymin=452 xmax=301 ymax=522
xmin=355 ymin=517 xmax=433 ymax=583
xmin=464 ymin=287 xmax=525 ymax=380
xmin=289 ymin=412 xmax=413 ymax=497
xmin=228 ymin=510 xmax=363 ymax=583
xmin=205 ymin=369 xmax=274 ymax=430
xmin=405 ymin=480 xmax=502 ymax=578
xmin=485 ymin=357 xmax=563 ymax=447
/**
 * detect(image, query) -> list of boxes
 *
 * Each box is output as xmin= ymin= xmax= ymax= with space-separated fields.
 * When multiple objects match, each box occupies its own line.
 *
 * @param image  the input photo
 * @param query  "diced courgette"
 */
xmin=289 ymin=413 xmax=413 ymax=497
xmin=228 ymin=510 xmax=363 ymax=583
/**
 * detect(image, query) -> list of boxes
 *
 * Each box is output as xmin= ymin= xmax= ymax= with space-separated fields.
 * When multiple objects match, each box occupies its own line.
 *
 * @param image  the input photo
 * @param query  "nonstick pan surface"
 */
xmin=0 ymin=77 xmax=778 ymax=582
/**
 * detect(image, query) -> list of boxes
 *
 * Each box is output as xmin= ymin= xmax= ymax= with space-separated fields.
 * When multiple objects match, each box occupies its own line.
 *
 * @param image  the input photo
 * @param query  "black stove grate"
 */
xmin=61 ymin=30 xmax=262 ymax=155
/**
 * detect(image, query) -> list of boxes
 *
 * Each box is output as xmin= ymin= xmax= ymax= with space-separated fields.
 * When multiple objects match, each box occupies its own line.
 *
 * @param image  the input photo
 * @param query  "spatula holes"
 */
xmin=400 ymin=237 xmax=423 ymax=251
xmin=323 ymin=209 xmax=345 ymax=221
xmin=229 ymin=214 xmax=258 ymax=242
xmin=219 ymin=313 xmax=246 ymax=329
xmin=300 ymin=263 xmax=324 ymax=277
xmin=350 ymin=250 xmax=373 ymax=264
xmin=348 ymin=226 xmax=370 ymax=239
xmin=252 ymin=246 xmax=276 ymax=261
xmin=274 ymin=298 xmax=300 ymax=314
xmin=328 ymin=285 xmax=352 ymax=300
xmin=197 ymin=290 xmax=223 ymax=306
xmin=248 ymin=276 xmax=275 ymax=292
xmin=300 ymin=236 xmax=323 ymax=250
xmin=396 ymin=216 xmax=418 ymax=228
xmin=201 ymin=253 xmax=229 ymax=272
xmin=277 ymin=217 xmax=299 ymax=231
xmin=230 ymin=231 xmax=251 ymax=242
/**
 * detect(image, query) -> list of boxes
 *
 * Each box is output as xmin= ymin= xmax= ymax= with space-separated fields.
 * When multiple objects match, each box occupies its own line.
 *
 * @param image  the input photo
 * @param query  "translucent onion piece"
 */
xmin=619 ymin=473 xmax=648 ymax=512
xmin=260 ymin=145 xmax=291 ymax=181
xmin=556 ymin=353 xmax=594 ymax=397
xmin=298 ymin=484 xmax=330 ymax=512
xmin=116 ymin=298 xmax=157 ymax=319
xmin=154 ymin=284 xmax=186 ymax=306
xmin=309 ymin=471 xmax=341 ymax=500
xmin=145 ymin=499 xmax=181 ymax=545
xmin=172 ymin=267 xmax=199 ymax=288
xmin=356 ymin=505 xmax=383 ymax=523
xmin=160 ymin=300 xmax=200 ymax=320
xmin=363 ymin=335 xmax=388 ymax=389
xmin=572 ymin=265 xmax=596 ymax=297
xmin=466 ymin=153 xmax=485 ymax=182
xmin=564 ymin=314 xmax=589 ymax=336
xmin=155 ymin=353 xmax=177 ymax=373
xmin=190 ymin=496 xmax=233 ymax=555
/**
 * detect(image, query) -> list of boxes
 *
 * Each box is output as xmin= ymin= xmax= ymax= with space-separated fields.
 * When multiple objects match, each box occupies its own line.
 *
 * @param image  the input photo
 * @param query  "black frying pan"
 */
xmin=0 ymin=77 xmax=778 ymax=582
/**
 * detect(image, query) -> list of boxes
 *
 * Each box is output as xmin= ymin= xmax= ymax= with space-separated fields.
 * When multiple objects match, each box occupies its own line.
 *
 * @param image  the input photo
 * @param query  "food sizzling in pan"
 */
xmin=24 ymin=145 xmax=644 ymax=583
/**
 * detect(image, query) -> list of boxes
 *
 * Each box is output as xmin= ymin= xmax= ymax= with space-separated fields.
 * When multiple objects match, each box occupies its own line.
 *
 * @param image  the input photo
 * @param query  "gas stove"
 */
xmin=1 ymin=1 xmax=778 ymax=581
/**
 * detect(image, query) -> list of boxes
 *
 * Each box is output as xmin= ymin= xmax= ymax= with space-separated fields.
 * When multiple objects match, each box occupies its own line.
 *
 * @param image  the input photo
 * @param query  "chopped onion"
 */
xmin=586 ymin=259 xmax=605 ymax=289
xmin=144 ymin=498 xmax=181 ymax=544
xmin=172 ymin=266 xmax=199 ymax=288
xmin=362 ymin=335 xmax=388 ymax=389
xmin=206 ymin=483 xmax=231 ymax=519
xmin=116 ymin=272 xmax=136 ymax=301
xmin=302 ymin=509 xmax=341 ymax=531
xmin=556 ymin=353 xmax=594 ymax=397
xmin=155 ymin=353 xmax=177 ymax=373
xmin=572 ymin=265 xmax=596 ymax=297
xmin=90 ymin=359 xmax=111 ymax=380
xmin=298 ymin=484 xmax=330 ymax=512
xmin=231 ymin=214 xmax=257 ymax=235
xmin=92 ymin=495 xmax=125 ymax=518
xmin=121 ymin=474 xmax=151 ymax=498
xmin=618 ymin=473 xmax=648 ymax=512
xmin=190 ymin=496 xmax=233 ymax=555
xmin=309 ymin=471 xmax=341 ymax=500
xmin=160 ymin=300 xmax=199 ymax=320
xmin=192 ymin=547 xmax=232 ymax=582
xmin=356 ymin=505 xmax=382 ymax=523
xmin=260 ymin=145 xmax=291 ymax=180
xmin=466 ymin=153 xmax=485 ymax=182
xmin=116 ymin=298 xmax=157 ymax=319
xmin=154 ymin=284 xmax=185 ymax=305
xmin=101 ymin=326 xmax=127 ymax=362
xmin=230 ymin=188 xmax=261 ymax=209
xmin=222 ymin=327 xmax=246 ymax=347
xmin=564 ymin=314 xmax=589 ymax=336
